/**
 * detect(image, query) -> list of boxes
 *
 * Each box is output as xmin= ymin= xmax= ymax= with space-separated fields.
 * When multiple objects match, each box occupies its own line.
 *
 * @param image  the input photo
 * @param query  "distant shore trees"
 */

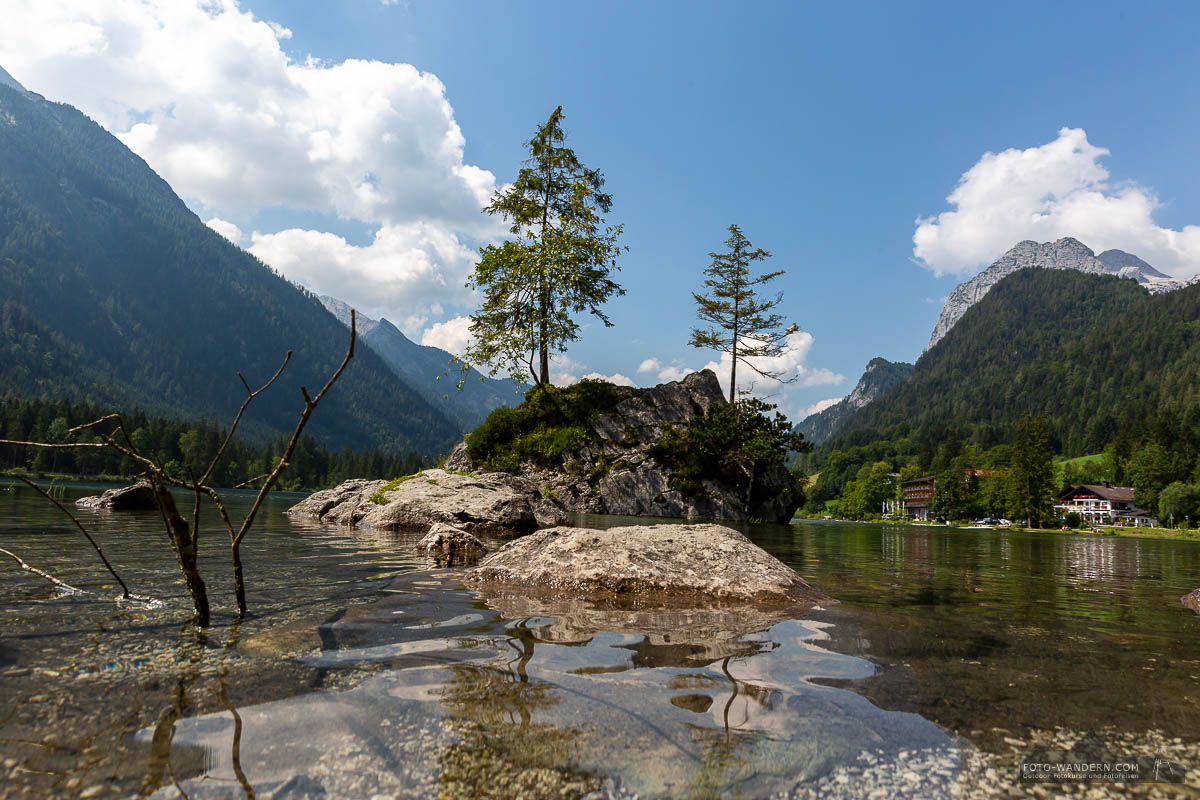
xmin=465 ymin=106 xmax=625 ymax=386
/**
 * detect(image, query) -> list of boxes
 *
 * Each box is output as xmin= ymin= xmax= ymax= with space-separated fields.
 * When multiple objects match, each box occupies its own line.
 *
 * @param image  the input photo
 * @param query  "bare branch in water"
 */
xmin=11 ymin=475 xmax=132 ymax=597
xmin=0 ymin=547 xmax=84 ymax=594
xmin=228 ymin=310 xmax=356 ymax=613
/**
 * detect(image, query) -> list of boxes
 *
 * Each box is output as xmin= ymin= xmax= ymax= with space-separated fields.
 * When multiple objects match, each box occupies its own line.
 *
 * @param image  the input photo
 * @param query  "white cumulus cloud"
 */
xmin=699 ymin=331 xmax=845 ymax=399
xmin=420 ymin=315 xmax=473 ymax=356
xmin=802 ymin=397 xmax=842 ymax=417
xmin=582 ymin=372 xmax=635 ymax=387
xmin=249 ymin=221 xmax=477 ymax=333
xmin=914 ymin=127 xmax=1200 ymax=278
xmin=205 ymin=217 xmax=244 ymax=245
xmin=1 ymin=0 xmax=499 ymax=325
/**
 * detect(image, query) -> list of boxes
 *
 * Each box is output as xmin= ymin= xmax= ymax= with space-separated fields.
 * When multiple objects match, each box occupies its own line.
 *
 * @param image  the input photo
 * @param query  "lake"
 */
xmin=2 ymin=482 xmax=1199 ymax=798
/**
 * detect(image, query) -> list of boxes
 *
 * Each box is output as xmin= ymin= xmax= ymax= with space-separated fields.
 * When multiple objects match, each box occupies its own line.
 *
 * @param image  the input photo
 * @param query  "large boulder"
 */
xmin=464 ymin=523 xmax=827 ymax=605
xmin=1183 ymin=589 xmax=1200 ymax=615
xmin=286 ymin=469 xmax=566 ymax=535
xmin=461 ymin=369 xmax=803 ymax=523
xmin=75 ymin=480 xmax=158 ymax=511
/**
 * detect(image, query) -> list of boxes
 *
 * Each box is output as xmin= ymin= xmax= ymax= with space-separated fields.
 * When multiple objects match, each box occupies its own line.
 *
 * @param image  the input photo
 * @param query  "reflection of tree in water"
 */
xmin=436 ymin=620 xmax=601 ymax=799
xmin=675 ymin=657 xmax=776 ymax=800
xmin=139 ymin=620 xmax=254 ymax=799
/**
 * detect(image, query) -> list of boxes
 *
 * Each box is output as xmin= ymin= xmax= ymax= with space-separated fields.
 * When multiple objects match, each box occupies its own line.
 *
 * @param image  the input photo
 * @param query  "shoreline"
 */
xmin=792 ymin=514 xmax=1200 ymax=543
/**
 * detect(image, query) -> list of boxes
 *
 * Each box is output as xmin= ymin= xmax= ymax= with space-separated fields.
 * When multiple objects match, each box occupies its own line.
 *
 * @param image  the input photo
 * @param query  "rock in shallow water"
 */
xmin=74 ymin=481 xmax=157 ymax=511
xmin=465 ymin=523 xmax=828 ymax=605
xmin=285 ymin=469 xmax=566 ymax=535
xmin=1183 ymin=589 xmax=1200 ymax=615
xmin=415 ymin=522 xmax=488 ymax=564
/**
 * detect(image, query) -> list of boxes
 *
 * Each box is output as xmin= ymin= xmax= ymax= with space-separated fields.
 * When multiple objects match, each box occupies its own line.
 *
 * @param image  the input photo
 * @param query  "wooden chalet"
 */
xmin=1055 ymin=484 xmax=1158 ymax=527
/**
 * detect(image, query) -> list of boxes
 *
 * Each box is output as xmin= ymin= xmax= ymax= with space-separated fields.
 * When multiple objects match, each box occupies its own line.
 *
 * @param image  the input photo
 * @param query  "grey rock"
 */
xmin=415 ymin=522 xmax=487 ymax=562
xmin=1183 ymin=589 xmax=1200 ymax=615
xmin=928 ymin=238 xmax=1192 ymax=350
xmin=74 ymin=480 xmax=157 ymax=511
xmin=511 ymin=369 xmax=800 ymax=523
xmin=597 ymin=469 xmax=687 ymax=518
xmin=465 ymin=523 xmax=828 ymax=604
xmin=287 ymin=470 xmax=563 ymax=535
xmin=442 ymin=441 xmax=474 ymax=472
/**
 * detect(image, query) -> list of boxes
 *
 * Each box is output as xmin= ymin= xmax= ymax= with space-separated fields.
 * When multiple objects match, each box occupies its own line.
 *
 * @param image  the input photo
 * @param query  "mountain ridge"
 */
xmin=0 ymin=81 xmax=460 ymax=455
xmin=318 ymin=296 xmax=523 ymax=433
xmin=796 ymin=358 xmax=913 ymax=445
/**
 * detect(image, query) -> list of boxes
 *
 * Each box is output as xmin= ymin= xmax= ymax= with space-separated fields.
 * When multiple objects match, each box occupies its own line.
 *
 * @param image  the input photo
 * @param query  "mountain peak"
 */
xmin=927 ymin=238 xmax=1187 ymax=350
xmin=1097 ymin=249 xmax=1170 ymax=280
xmin=0 ymin=65 xmax=26 ymax=93
xmin=795 ymin=357 xmax=913 ymax=445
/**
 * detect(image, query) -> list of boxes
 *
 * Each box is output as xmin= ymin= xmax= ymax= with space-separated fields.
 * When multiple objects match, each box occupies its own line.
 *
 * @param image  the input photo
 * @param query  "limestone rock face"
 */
xmin=286 ymin=470 xmax=565 ymax=535
xmin=1183 ymin=589 xmax=1200 ymax=616
xmin=75 ymin=481 xmax=157 ymax=511
xmin=465 ymin=523 xmax=828 ymax=605
xmin=459 ymin=369 xmax=802 ymax=523
xmin=927 ymin=238 xmax=1191 ymax=350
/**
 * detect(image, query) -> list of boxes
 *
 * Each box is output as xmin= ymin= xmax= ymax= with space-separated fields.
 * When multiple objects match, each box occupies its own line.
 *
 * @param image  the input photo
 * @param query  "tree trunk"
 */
xmin=231 ymin=540 xmax=247 ymax=616
xmin=155 ymin=486 xmax=210 ymax=627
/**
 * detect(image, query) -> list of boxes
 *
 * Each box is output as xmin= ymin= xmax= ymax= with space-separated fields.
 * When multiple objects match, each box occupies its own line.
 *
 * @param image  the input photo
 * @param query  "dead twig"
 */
xmin=0 ymin=547 xmax=83 ymax=594
xmin=11 ymin=475 xmax=132 ymax=597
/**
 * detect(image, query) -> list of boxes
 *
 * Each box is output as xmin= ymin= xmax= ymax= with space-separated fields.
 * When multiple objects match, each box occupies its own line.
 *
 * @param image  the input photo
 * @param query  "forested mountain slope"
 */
xmin=0 ymin=82 xmax=459 ymax=454
xmin=796 ymin=358 xmax=912 ymax=445
xmin=829 ymin=268 xmax=1195 ymax=455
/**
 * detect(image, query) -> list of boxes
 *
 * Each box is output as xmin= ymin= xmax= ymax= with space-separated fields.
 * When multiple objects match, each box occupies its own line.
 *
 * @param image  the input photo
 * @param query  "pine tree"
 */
xmin=465 ymin=107 xmax=625 ymax=385
xmin=689 ymin=224 xmax=797 ymax=402
xmin=1007 ymin=413 xmax=1055 ymax=527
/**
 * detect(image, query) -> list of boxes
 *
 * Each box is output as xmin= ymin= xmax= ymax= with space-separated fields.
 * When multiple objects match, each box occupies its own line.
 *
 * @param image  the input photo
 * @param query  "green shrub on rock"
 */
xmin=465 ymin=380 xmax=628 ymax=473
xmin=649 ymin=397 xmax=810 ymax=498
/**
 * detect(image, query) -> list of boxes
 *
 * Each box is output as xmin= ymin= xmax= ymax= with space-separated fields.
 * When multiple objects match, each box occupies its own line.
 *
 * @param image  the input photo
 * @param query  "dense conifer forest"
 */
xmin=806 ymin=269 xmax=1200 ymax=520
xmin=0 ymin=396 xmax=426 ymax=490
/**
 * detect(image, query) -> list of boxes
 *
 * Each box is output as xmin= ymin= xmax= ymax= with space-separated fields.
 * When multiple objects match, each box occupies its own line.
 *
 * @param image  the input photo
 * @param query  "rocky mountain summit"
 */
xmin=927 ymin=238 xmax=1192 ymax=349
xmin=796 ymin=358 xmax=913 ymax=445
xmin=445 ymin=370 xmax=804 ymax=523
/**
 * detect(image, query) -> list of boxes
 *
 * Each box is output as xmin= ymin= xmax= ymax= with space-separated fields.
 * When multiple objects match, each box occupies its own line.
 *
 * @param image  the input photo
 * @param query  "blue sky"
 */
xmin=6 ymin=1 xmax=1200 ymax=420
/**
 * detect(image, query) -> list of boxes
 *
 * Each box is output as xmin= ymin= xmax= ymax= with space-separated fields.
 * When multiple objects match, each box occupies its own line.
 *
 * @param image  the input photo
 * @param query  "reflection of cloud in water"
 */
xmin=145 ymin=587 xmax=957 ymax=799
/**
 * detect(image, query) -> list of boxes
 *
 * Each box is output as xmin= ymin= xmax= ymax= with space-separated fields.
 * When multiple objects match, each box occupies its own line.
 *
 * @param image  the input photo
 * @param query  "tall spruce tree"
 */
xmin=689 ymin=224 xmax=798 ymax=403
xmin=1007 ymin=413 xmax=1055 ymax=527
xmin=465 ymin=107 xmax=625 ymax=385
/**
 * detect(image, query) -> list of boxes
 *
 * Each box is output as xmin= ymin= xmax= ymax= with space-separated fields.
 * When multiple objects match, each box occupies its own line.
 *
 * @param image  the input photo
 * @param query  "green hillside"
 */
xmin=831 ymin=269 xmax=1157 ymax=453
xmin=807 ymin=268 xmax=1200 ymax=513
xmin=0 ymin=83 xmax=459 ymax=455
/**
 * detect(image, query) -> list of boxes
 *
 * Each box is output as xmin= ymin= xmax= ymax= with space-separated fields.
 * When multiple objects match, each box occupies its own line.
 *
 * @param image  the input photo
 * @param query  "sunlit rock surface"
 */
xmin=1184 ymin=589 xmax=1200 ymax=615
xmin=465 ymin=523 xmax=828 ymax=605
xmin=285 ymin=469 xmax=566 ymax=534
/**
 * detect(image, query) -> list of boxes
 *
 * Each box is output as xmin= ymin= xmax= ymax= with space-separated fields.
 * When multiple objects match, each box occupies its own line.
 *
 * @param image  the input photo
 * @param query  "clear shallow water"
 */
xmin=2 ymin=487 xmax=1199 ymax=798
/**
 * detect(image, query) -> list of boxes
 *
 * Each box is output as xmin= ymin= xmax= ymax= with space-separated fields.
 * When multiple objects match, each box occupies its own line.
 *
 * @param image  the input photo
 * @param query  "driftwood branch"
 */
xmin=0 ymin=547 xmax=84 ymax=594
xmin=11 ymin=475 xmax=132 ymax=597
xmin=154 ymin=485 xmax=209 ymax=628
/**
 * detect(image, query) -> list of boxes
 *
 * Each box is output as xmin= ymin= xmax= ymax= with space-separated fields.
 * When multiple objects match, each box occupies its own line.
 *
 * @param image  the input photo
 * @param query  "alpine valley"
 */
xmin=0 ymin=79 xmax=507 ymax=457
